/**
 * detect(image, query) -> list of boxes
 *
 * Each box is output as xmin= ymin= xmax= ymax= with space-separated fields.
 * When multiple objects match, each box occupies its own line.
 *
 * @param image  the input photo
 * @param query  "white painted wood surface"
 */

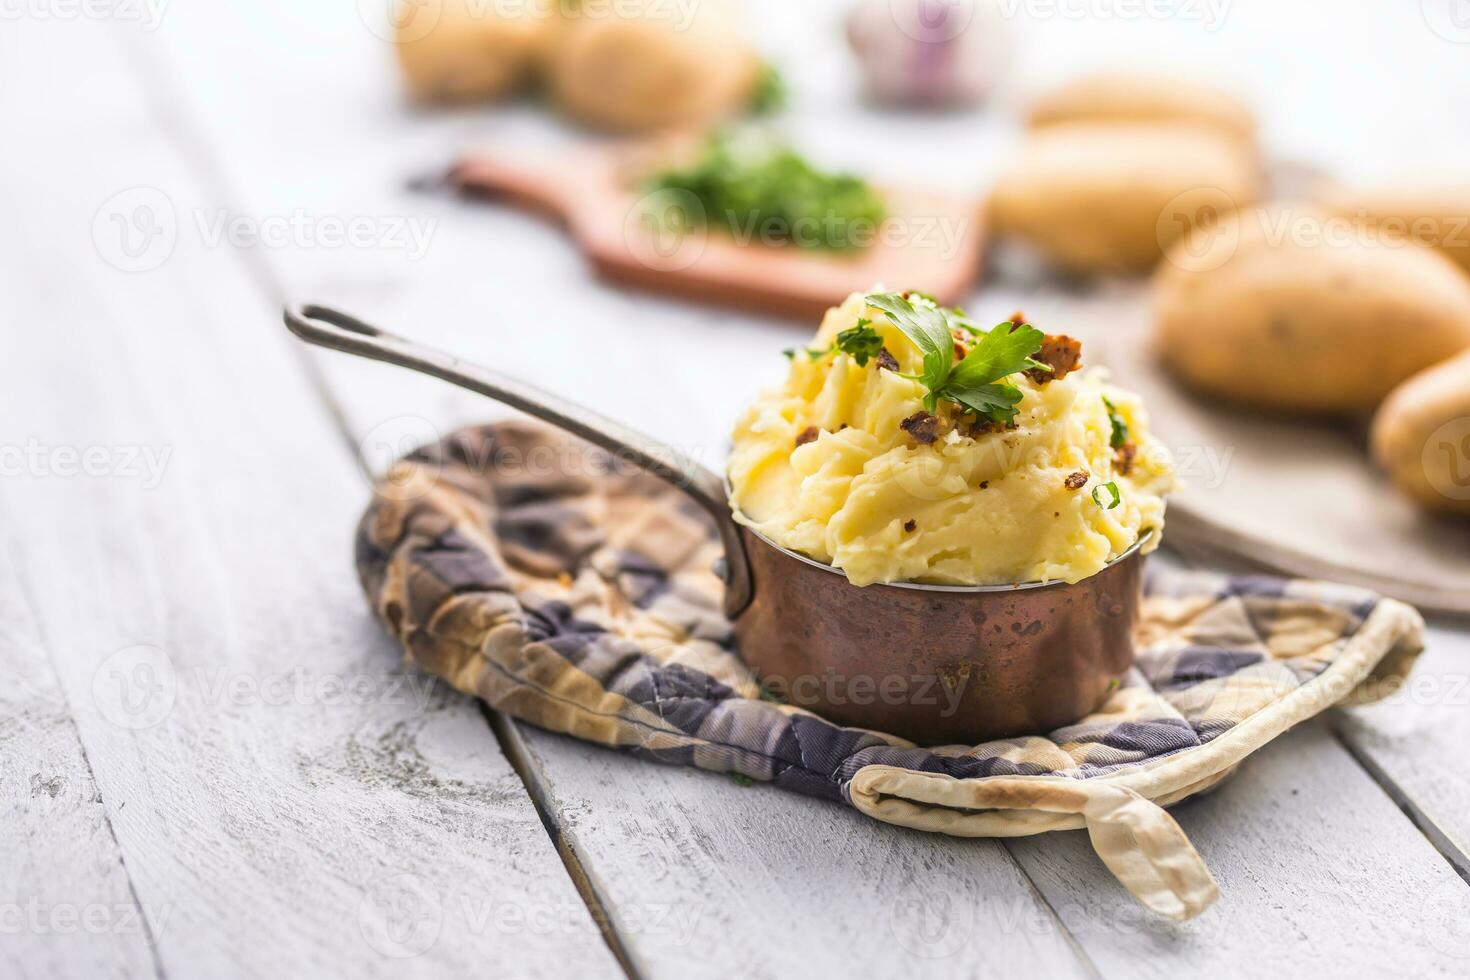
xmin=509 ymin=724 xmax=1095 ymax=979
xmin=0 ymin=16 xmax=620 ymax=980
xmin=1008 ymin=723 xmax=1470 ymax=978
xmin=5 ymin=1 xmax=1470 ymax=978
xmin=1333 ymin=622 xmax=1470 ymax=875
xmin=0 ymin=557 xmax=160 ymax=980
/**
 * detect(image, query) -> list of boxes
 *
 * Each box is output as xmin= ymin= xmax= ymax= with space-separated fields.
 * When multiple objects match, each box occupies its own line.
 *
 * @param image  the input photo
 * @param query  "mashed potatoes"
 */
xmin=728 ymin=291 xmax=1175 ymax=586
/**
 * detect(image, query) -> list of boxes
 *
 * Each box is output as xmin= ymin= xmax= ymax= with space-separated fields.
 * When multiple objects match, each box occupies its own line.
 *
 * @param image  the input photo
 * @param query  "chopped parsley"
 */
xmin=748 ymin=62 xmax=787 ymax=115
xmin=643 ymin=129 xmax=886 ymax=251
xmin=865 ymin=292 xmax=1048 ymax=425
xmin=1092 ymin=481 xmax=1122 ymax=510
xmin=785 ymin=318 xmax=885 ymax=366
xmin=832 ymin=320 xmax=885 ymax=365
xmin=1103 ymin=397 xmax=1130 ymax=449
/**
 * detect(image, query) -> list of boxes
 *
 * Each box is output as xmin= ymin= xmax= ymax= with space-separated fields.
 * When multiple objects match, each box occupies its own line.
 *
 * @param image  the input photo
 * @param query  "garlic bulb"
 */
xmin=846 ymin=0 xmax=1010 ymax=107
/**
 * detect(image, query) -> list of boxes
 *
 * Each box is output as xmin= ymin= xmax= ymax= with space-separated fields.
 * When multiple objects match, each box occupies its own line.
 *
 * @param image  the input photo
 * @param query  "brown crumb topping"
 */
xmin=794 ymin=425 xmax=820 ymax=447
xmin=1114 ymin=443 xmax=1137 ymax=476
xmin=1064 ymin=470 xmax=1089 ymax=491
xmin=959 ymin=415 xmax=1017 ymax=439
xmin=876 ymin=348 xmax=899 ymax=372
xmin=1027 ymin=334 xmax=1083 ymax=384
xmin=899 ymin=411 xmax=943 ymax=445
xmin=903 ymin=519 xmax=917 ymax=532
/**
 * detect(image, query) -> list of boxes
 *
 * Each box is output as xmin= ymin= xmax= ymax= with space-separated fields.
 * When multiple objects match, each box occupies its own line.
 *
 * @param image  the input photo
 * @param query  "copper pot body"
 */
xmin=732 ymin=528 xmax=1143 ymax=745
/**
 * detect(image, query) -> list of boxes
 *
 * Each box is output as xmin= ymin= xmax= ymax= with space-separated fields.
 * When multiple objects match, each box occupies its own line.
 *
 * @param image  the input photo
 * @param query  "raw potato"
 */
xmin=1155 ymin=202 xmax=1470 ymax=414
xmin=547 ymin=0 xmax=759 ymax=131
xmin=988 ymin=122 xmax=1258 ymax=275
xmin=395 ymin=0 xmax=555 ymax=104
xmin=1028 ymin=71 xmax=1256 ymax=147
xmin=1321 ymin=182 xmax=1470 ymax=276
xmin=1372 ymin=352 xmax=1470 ymax=517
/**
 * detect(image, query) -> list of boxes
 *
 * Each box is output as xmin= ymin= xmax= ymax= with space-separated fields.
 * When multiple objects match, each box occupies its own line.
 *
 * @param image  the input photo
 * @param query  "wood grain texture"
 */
xmin=1007 ymin=723 xmax=1470 ymax=978
xmin=0 ymin=555 xmax=162 ymax=980
xmin=1333 ymin=622 xmax=1470 ymax=875
xmin=511 ymin=726 xmax=1096 ymax=980
xmin=0 ymin=16 xmax=620 ymax=980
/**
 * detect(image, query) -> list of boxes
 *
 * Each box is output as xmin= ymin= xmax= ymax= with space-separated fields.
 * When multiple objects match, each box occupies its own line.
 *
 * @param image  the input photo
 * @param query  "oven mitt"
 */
xmin=355 ymin=421 xmax=1425 ymax=921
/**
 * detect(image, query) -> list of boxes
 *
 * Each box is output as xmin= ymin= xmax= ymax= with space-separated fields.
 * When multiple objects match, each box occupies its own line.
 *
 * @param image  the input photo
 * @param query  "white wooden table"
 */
xmin=5 ymin=2 xmax=1470 ymax=977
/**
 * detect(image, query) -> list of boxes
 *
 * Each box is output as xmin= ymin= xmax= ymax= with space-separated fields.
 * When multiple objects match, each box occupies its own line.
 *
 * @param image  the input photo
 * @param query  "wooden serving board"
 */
xmin=450 ymin=140 xmax=985 ymax=320
xmin=1069 ymin=285 xmax=1470 ymax=620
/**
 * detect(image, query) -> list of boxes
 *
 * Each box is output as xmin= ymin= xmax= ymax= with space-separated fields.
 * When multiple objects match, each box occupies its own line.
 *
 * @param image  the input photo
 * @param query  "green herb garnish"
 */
xmin=865 ymin=292 xmax=1048 ymax=425
xmin=1092 ymin=481 xmax=1122 ymax=509
xmin=834 ymin=319 xmax=884 ymax=365
xmin=786 ymin=318 xmax=886 ymax=366
xmin=1103 ymin=397 xmax=1130 ymax=449
xmin=730 ymin=772 xmax=755 ymax=787
xmin=643 ymin=129 xmax=886 ymax=251
xmin=749 ymin=62 xmax=787 ymax=115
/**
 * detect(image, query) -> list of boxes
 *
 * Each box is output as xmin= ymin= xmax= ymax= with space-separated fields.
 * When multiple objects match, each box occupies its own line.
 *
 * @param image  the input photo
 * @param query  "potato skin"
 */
xmin=1154 ymin=203 xmax=1470 ymax=414
xmin=395 ymin=0 xmax=554 ymax=104
xmin=1321 ymin=182 xmax=1470 ymax=277
xmin=1027 ymin=72 xmax=1256 ymax=148
xmin=546 ymin=0 xmax=757 ymax=131
xmin=1372 ymin=352 xmax=1470 ymax=516
xmin=988 ymin=123 xmax=1258 ymax=275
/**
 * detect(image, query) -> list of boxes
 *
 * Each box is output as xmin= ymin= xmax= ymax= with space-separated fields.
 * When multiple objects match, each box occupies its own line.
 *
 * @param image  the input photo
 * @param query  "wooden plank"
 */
xmin=508 ymin=725 xmax=1096 ymax=980
xmin=0 ymin=17 xmax=620 ymax=980
xmin=0 ymin=555 xmax=161 ymax=980
xmin=1333 ymin=621 xmax=1470 ymax=875
xmin=1006 ymin=723 xmax=1470 ymax=978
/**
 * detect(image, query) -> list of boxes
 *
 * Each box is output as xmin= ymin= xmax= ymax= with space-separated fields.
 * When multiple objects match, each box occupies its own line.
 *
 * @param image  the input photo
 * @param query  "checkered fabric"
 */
xmin=355 ymin=421 xmax=1425 ymax=920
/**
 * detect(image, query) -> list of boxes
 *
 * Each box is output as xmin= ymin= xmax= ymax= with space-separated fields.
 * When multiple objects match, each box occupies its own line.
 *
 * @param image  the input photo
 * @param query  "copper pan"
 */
xmin=285 ymin=304 xmax=1142 ymax=745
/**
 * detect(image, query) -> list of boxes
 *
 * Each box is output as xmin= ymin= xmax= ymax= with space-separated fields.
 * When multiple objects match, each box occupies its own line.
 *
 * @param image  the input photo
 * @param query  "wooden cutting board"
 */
xmin=450 ymin=140 xmax=985 ymax=320
xmin=1070 ymin=284 xmax=1470 ymax=620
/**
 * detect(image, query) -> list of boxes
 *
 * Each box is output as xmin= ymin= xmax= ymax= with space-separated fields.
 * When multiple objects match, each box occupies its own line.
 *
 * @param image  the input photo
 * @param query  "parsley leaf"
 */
xmin=941 ymin=322 xmax=1049 ymax=425
xmin=948 ymin=321 xmax=1048 ymax=390
xmin=1092 ymin=481 xmax=1122 ymax=509
xmin=947 ymin=307 xmax=983 ymax=337
xmin=865 ymin=292 xmax=954 ymax=411
xmin=834 ymin=319 xmax=884 ymax=366
xmin=785 ymin=319 xmax=885 ymax=366
xmin=1103 ymin=396 xmax=1130 ymax=449
xmin=748 ymin=62 xmax=787 ymax=115
xmin=943 ymin=381 xmax=1025 ymax=421
xmin=866 ymin=292 xmax=1047 ymax=424
xmin=644 ymin=129 xmax=885 ymax=251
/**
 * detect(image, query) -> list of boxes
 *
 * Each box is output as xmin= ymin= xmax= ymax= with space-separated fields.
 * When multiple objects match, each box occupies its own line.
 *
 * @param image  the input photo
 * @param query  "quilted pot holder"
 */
xmin=355 ymin=421 xmax=1426 ymax=921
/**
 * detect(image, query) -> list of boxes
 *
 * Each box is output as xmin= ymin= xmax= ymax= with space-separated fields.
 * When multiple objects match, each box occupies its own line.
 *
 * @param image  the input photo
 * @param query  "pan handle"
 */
xmin=284 ymin=303 xmax=753 ymax=618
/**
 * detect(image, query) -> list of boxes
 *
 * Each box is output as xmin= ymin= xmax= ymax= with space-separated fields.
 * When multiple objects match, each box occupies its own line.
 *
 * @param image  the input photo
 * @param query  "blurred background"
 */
xmin=5 ymin=0 xmax=1470 ymax=604
xmin=19 ymin=0 xmax=1467 ymax=455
